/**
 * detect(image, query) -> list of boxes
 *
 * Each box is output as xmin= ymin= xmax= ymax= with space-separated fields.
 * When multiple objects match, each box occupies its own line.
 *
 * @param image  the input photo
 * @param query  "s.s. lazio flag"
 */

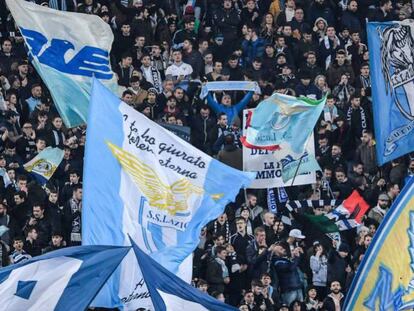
xmin=280 ymin=152 xmax=321 ymax=183
xmin=241 ymin=93 xmax=325 ymax=153
xmin=83 ymin=79 xmax=255 ymax=310
xmin=6 ymin=0 xmax=118 ymax=128
xmin=23 ymin=147 xmax=64 ymax=185
xmin=367 ymin=20 xmax=414 ymax=165
xmin=130 ymin=238 xmax=237 ymax=311
xmin=344 ymin=177 xmax=414 ymax=310
xmin=0 ymin=245 xmax=130 ymax=311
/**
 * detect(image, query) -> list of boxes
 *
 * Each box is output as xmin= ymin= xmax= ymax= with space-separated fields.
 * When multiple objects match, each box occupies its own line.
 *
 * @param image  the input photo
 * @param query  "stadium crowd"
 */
xmin=0 ymin=0 xmax=414 ymax=310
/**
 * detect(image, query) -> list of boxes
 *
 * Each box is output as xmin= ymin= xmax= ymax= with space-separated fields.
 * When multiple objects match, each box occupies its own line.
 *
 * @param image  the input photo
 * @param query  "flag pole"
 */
xmin=290 ymin=135 xmax=312 ymax=187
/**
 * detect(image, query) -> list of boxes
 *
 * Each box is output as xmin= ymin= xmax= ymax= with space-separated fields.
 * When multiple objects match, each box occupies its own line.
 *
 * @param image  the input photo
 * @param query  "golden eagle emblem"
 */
xmin=107 ymin=142 xmax=223 ymax=215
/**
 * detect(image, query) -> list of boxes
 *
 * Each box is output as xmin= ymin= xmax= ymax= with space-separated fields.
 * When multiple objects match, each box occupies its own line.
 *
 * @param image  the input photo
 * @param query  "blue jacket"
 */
xmin=273 ymin=256 xmax=302 ymax=293
xmin=206 ymin=91 xmax=254 ymax=124
xmin=241 ymin=38 xmax=265 ymax=65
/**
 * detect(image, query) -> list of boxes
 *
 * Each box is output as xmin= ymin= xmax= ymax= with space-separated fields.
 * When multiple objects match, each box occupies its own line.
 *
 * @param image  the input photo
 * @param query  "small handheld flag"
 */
xmin=24 ymin=147 xmax=64 ymax=184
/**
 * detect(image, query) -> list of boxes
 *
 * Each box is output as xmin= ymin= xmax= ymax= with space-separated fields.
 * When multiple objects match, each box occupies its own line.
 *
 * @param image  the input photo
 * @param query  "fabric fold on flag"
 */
xmin=241 ymin=93 xmax=325 ymax=153
xmin=0 ymin=245 xmax=130 ymax=311
xmin=281 ymin=152 xmax=321 ymax=183
xmin=23 ymin=147 xmax=64 ymax=185
xmin=6 ymin=0 xmax=118 ymax=127
xmin=130 ymin=238 xmax=237 ymax=311
xmin=83 ymin=78 xmax=255 ymax=309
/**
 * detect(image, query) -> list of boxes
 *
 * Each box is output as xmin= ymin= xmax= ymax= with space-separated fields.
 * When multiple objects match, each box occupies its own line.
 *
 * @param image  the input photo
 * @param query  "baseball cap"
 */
xmin=289 ymin=229 xmax=305 ymax=239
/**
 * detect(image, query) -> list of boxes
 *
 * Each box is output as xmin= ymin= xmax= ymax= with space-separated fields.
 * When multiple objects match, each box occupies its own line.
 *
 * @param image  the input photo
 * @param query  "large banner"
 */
xmin=367 ymin=20 xmax=414 ymax=165
xmin=344 ymin=177 xmax=414 ymax=310
xmin=242 ymin=109 xmax=316 ymax=188
xmin=6 ymin=0 xmax=118 ymax=128
xmin=83 ymin=79 xmax=254 ymax=310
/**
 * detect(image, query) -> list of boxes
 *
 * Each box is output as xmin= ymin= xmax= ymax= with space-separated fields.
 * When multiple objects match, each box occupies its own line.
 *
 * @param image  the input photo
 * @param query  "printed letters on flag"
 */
xmin=83 ymin=79 xmax=254 ymax=310
xmin=367 ymin=20 xmax=414 ymax=164
xmin=6 ymin=0 xmax=118 ymax=128
xmin=345 ymin=178 xmax=414 ymax=310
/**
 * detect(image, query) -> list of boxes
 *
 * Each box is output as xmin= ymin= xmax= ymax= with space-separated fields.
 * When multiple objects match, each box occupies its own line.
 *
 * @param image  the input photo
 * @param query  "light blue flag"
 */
xmin=131 ymin=238 xmax=237 ymax=311
xmin=0 ymin=245 xmax=130 ymax=311
xmin=280 ymin=152 xmax=322 ymax=183
xmin=6 ymin=0 xmax=118 ymax=128
xmin=23 ymin=147 xmax=64 ymax=185
xmin=83 ymin=79 xmax=255 ymax=309
xmin=367 ymin=20 xmax=414 ymax=165
xmin=24 ymin=147 xmax=64 ymax=185
xmin=200 ymin=81 xmax=261 ymax=99
xmin=241 ymin=93 xmax=325 ymax=153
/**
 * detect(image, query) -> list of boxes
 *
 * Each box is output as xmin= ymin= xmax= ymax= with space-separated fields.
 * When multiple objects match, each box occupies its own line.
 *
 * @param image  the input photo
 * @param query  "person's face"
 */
xmin=200 ymin=108 xmax=210 ymax=118
xmin=216 ymin=235 xmax=225 ymax=246
xmin=307 ymin=53 xmax=316 ymax=65
xmin=348 ymin=0 xmax=358 ymax=11
xmin=121 ymin=24 xmax=131 ymax=35
xmin=244 ymin=293 xmax=254 ymax=304
xmin=33 ymin=206 xmax=43 ymax=219
xmin=174 ymin=89 xmax=184 ymax=99
xmin=326 ymin=27 xmax=336 ymax=37
xmin=18 ymin=179 xmax=27 ymax=189
xmin=391 ymin=184 xmax=400 ymax=196
xmin=369 ymin=225 xmax=377 ymax=234
xmin=69 ymin=173 xmax=79 ymax=184
xmin=326 ymin=98 xmax=335 ymax=108
xmin=378 ymin=197 xmax=389 ymax=209
xmin=384 ymin=1 xmax=393 ymax=12
xmin=265 ymin=13 xmax=273 ymax=24
xmin=74 ymin=188 xmax=83 ymax=201
xmin=316 ymin=77 xmax=325 ymax=87
xmin=204 ymin=54 xmax=213 ymax=64
xmin=53 ymin=117 xmax=63 ymax=129
xmin=123 ymin=94 xmax=133 ymax=103
xmin=301 ymin=78 xmax=311 ymax=86
xmin=255 ymin=231 xmax=266 ymax=244
xmin=293 ymin=302 xmax=302 ymax=311
xmin=361 ymin=66 xmax=369 ymax=76
xmin=143 ymin=106 xmax=151 ymax=116
xmin=213 ymin=62 xmax=222 ymax=72
xmin=265 ymin=213 xmax=275 ymax=226
xmin=22 ymin=123 xmax=33 ymax=135
xmin=217 ymin=249 xmax=227 ymax=260
xmin=241 ymin=209 xmax=250 ymax=219
xmin=229 ymin=59 xmax=238 ymax=68
xmin=261 ymin=275 xmax=271 ymax=286
xmin=19 ymin=64 xmax=29 ymax=74
xmin=273 ymin=220 xmax=284 ymax=232
xmin=223 ymin=0 xmax=232 ymax=9
xmin=364 ymin=235 xmax=372 ymax=247
xmin=2 ymin=40 xmax=12 ymax=53
xmin=122 ymin=57 xmax=133 ymax=67
xmin=28 ymin=229 xmax=38 ymax=240
xmin=182 ymin=40 xmax=191 ymax=50
xmin=7 ymin=170 xmax=15 ymax=181
xmin=141 ymin=56 xmax=151 ymax=66
xmin=282 ymin=26 xmax=292 ymax=37
xmin=252 ymin=285 xmax=262 ymax=295
xmin=239 ymin=305 xmax=249 ymax=311
xmin=101 ymin=14 xmax=110 ymax=23
xmin=248 ymin=196 xmax=257 ymax=206
xmin=0 ymin=204 xmax=5 ymax=216
xmin=222 ymin=95 xmax=231 ymax=106
xmin=169 ymin=23 xmax=176 ymax=32
xmin=14 ymin=195 xmax=22 ymax=205
xmin=199 ymin=41 xmax=209 ymax=52
xmin=351 ymin=32 xmax=360 ymax=43
xmin=273 ymin=244 xmax=287 ymax=256
xmin=147 ymin=93 xmax=157 ymax=102
xmin=335 ymin=172 xmax=346 ymax=183
xmin=167 ymin=116 xmax=177 ymax=124
xmin=294 ymin=9 xmax=304 ymax=21
xmin=361 ymin=132 xmax=371 ymax=144
xmin=265 ymin=46 xmax=274 ymax=56
xmin=198 ymin=284 xmax=208 ymax=293
xmin=351 ymin=97 xmax=361 ymax=107
xmin=336 ymin=54 xmax=346 ymax=65
xmin=324 ymin=169 xmax=332 ymax=179
xmin=167 ymin=98 xmax=176 ymax=108
xmin=52 ymin=235 xmax=63 ymax=246
xmin=331 ymin=145 xmax=341 ymax=157
xmin=14 ymin=240 xmax=23 ymax=250
xmin=276 ymin=37 xmax=285 ymax=47
xmin=49 ymin=192 xmax=58 ymax=203
xmin=252 ymin=61 xmax=261 ymax=70
xmin=173 ymin=51 xmax=182 ymax=63
xmin=186 ymin=22 xmax=195 ymax=32
xmin=308 ymin=288 xmax=317 ymax=299
xmin=32 ymin=86 xmax=42 ymax=98
xmin=247 ymin=0 xmax=255 ymax=10
xmin=131 ymin=81 xmax=141 ymax=90
xmin=330 ymin=281 xmax=341 ymax=294
xmin=236 ymin=220 xmax=246 ymax=232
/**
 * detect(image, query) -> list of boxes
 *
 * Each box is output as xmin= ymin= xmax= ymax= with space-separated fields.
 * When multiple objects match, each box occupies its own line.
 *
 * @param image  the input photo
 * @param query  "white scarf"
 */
xmin=323 ymin=36 xmax=341 ymax=69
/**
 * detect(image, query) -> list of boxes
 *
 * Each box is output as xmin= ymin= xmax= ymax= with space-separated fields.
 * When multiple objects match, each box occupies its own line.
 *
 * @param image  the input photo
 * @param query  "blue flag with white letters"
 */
xmin=367 ymin=20 xmax=414 ymax=165
xmin=0 ymin=245 xmax=130 ymax=311
xmin=131 ymin=238 xmax=237 ymax=311
xmin=6 ymin=0 xmax=118 ymax=128
xmin=83 ymin=79 xmax=255 ymax=309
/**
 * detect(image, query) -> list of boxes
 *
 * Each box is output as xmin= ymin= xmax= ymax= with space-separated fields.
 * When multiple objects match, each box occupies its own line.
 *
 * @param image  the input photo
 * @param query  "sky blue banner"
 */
xmin=83 ymin=79 xmax=254 ymax=309
xmin=0 ymin=245 xmax=130 ymax=311
xmin=281 ymin=152 xmax=321 ymax=183
xmin=241 ymin=93 xmax=325 ymax=153
xmin=131 ymin=238 xmax=237 ymax=311
xmin=6 ymin=0 xmax=118 ymax=128
xmin=367 ymin=20 xmax=414 ymax=165
xmin=344 ymin=177 xmax=414 ymax=310
xmin=24 ymin=147 xmax=64 ymax=185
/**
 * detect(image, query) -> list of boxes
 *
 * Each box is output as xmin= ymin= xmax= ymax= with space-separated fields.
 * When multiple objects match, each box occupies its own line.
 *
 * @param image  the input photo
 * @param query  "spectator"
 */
xmin=246 ymin=227 xmax=270 ymax=280
xmin=206 ymin=245 xmax=230 ymax=294
xmin=322 ymin=281 xmax=345 ymax=311
xmin=9 ymin=236 xmax=31 ymax=264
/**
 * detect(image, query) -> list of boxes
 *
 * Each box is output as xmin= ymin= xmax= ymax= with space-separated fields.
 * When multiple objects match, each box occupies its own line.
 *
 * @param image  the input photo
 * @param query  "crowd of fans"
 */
xmin=0 ymin=0 xmax=414 ymax=310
